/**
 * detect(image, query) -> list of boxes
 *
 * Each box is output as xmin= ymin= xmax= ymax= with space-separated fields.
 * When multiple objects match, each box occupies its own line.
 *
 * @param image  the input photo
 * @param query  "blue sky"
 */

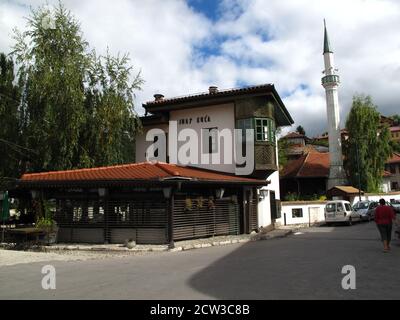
xmin=188 ymin=0 xmax=221 ymax=22
xmin=1 ymin=0 xmax=400 ymax=136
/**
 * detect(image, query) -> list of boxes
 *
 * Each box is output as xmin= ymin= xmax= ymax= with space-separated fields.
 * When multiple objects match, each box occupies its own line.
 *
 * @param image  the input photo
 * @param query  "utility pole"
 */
xmin=355 ymin=144 xmax=362 ymax=202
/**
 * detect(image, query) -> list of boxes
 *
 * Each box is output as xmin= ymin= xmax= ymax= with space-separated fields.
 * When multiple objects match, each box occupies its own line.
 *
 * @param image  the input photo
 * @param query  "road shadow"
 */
xmin=187 ymin=229 xmax=400 ymax=299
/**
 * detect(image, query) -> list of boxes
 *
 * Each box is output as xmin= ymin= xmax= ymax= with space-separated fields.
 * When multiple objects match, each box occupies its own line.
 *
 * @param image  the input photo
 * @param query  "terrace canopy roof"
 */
xmin=16 ymin=162 xmax=268 ymax=188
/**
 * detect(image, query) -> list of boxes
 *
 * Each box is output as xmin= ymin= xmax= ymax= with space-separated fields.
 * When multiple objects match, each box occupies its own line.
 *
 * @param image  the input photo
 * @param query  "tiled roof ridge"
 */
xmin=296 ymin=152 xmax=310 ymax=177
xmin=144 ymin=83 xmax=273 ymax=105
xmin=153 ymin=162 xmax=180 ymax=177
xmin=21 ymin=162 xmax=146 ymax=178
xmin=20 ymin=161 xmax=177 ymax=179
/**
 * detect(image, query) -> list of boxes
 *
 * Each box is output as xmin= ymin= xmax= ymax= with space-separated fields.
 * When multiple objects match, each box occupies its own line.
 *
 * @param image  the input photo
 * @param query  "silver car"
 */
xmin=325 ymin=200 xmax=361 ymax=226
xmin=353 ymin=200 xmax=378 ymax=221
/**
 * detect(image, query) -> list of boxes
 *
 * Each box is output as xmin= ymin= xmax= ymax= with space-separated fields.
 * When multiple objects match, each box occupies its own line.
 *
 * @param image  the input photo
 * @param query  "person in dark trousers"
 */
xmin=375 ymin=198 xmax=396 ymax=252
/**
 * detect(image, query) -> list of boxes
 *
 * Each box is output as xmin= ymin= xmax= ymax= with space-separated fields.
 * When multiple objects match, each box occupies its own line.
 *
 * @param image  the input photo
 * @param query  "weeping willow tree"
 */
xmin=12 ymin=3 xmax=143 ymax=173
xmin=343 ymin=95 xmax=392 ymax=192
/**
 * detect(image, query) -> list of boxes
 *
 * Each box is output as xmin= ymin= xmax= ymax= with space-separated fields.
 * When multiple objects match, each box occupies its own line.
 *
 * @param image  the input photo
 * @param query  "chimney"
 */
xmin=154 ymin=94 xmax=164 ymax=102
xmin=209 ymin=86 xmax=218 ymax=94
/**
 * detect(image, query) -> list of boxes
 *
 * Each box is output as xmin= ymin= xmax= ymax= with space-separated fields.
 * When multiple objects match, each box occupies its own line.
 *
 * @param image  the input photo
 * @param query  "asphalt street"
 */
xmin=1 ymin=221 xmax=399 ymax=299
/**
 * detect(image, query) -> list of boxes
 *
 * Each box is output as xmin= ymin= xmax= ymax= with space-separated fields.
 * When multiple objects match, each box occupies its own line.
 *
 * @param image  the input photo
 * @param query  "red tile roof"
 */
xmin=281 ymin=132 xmax=307 ymax=139
xmin=390 ymin=126 xmax=400 ymax=132
xmin=383 ymin=170 xmax=392 ymax=177
xmin=281 ymin=152 xmax=330 ymax=178
xmin=282 ymin=151 xmax=397 ymax=179
xmin=387 ymin=152 xmax=400 ymax=164
xmin=20 ymin=162 xmax=266 ymax=184
xmin=144 ymin=84 xmax=275 ymax=107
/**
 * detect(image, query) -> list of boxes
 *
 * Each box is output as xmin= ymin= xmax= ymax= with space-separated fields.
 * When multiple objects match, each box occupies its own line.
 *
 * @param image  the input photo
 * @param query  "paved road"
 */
xmin=1 ymin=221 xmax=399 ymax=299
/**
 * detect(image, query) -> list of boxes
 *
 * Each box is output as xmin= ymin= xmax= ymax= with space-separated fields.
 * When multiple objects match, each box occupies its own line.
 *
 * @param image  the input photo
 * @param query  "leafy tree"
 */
xmin=0 ymin=53 xmax=22 ymax=189
xmin=389 ymin=114 xmax=400 ymax=126
xmin=278 ymin=138 xmax=289 ymax=171
xmin=343 ymin=95 xmax=392 ymax=192
xmin=12 ymin=5 xmax=89 ymax=172
xmin=296 ymin=125 xmax=305 ymax=136
xmin=389 ymin=140 xmax=400 ymax=153
xmin=11 ymin=3 xmax=142 ymax=173
xmin=81 ymin=51 xmax=142 ymax=167
xmin=277 ymin=128 xmax=289 ymax=170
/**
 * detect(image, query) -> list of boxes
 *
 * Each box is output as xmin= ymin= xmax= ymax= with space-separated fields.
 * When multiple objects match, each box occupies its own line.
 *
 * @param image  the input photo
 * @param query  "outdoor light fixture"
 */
xmin=215 ymin=188 xmax=225 ymax=199
xmin=260 ymin=190 xmax=269 ymax=199
xmin=98 ymin=188 xmax=107 ymax=197
xmin=163 ymin=187 xmax=172 ymax=199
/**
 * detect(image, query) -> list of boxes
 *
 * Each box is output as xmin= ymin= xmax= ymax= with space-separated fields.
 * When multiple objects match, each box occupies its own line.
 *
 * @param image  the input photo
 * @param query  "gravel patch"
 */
xmin=0 ymin=248 xmax=155 ymax=267
xmin=0 ymin=249 xmax=99 ymax=267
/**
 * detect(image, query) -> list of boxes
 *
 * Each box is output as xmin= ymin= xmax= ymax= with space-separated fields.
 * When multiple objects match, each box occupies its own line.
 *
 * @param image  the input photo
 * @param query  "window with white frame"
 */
xmin=237 ymin=118 xmax=275 ymax=143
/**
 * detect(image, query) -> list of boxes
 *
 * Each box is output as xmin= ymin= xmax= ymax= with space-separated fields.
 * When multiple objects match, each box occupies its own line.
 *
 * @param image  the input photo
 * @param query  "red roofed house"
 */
xmin=385 ymin=152 xmax=400 ymax=191
xmin=281 ymin=150 xmax=396 ymax=199
xmin=11 ymin=84 xmax=294 ymax=245
xmin=280 ymin=151 xmax=330 ymax=198
xmin=390 ymin=127 xmax=400 ymax=143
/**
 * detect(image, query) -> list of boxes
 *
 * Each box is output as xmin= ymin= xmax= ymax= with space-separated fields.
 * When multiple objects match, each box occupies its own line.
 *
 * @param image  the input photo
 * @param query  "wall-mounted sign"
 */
xmin=178 ymin=115 xmax=211 ymax=125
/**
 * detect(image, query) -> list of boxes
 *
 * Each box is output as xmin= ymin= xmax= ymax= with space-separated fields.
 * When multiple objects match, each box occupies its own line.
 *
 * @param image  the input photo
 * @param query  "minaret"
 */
xmin=321 ymin=19 xmax=347 ymax=189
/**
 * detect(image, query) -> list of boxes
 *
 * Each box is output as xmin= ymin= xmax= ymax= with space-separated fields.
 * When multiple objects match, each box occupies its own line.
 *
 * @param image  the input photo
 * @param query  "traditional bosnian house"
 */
xmin=136 ymin=84 xmax=294 ymax=236
xmin=385 ymin=152 xmax=400 ymax=191
xmin=279 ymin=132 xmax=328 ymax=161
xmin=11 ymin=84 xmax=294 ymax=245
xmin=280 ymin=150 xmax=394 ymax=199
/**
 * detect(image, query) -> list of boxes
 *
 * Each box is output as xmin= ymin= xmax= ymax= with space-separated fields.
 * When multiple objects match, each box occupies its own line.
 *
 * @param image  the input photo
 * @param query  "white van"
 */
xmin=325 ymin=200 xmax=361 ymax=225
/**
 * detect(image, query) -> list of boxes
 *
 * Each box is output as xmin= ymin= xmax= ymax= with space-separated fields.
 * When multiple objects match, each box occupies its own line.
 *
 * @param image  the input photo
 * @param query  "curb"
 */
xmin=2 ymin=229 xmax=293 ymax=254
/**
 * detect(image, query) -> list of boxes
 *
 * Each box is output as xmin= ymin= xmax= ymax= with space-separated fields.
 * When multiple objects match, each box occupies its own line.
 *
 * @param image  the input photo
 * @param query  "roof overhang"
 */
xmin=14 ymin=178 xmax=269 ymax=189
xmin=143 ymin=84 xmax=294 ymax=127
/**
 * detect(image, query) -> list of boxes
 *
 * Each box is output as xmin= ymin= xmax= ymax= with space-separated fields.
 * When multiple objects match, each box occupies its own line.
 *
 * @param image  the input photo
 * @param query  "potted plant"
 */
xmin=35 ymin=200 xmax=58 ymax=244
xmin=36 ymin=217 xmax=58 ymax=244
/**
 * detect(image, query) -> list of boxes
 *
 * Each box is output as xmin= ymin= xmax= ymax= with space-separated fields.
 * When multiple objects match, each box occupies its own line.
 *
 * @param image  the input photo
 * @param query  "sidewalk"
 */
xmin=1 ymin=227 xmax=294 ymax=256
xmin=38 ymin=229 xmax=293 ymax=253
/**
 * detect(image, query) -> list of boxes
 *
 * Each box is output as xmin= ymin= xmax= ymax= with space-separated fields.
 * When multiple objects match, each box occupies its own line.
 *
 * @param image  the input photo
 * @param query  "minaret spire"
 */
xmin=321 ymin=19 xmax=347 ymax=189
xmin=323 ymin=19 xmax=333 ymax=54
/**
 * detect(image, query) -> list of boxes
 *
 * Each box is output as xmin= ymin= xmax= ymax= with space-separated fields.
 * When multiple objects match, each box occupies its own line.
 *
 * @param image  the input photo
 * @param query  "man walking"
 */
xmin=375 ymin=199 xmax=396 ymax=252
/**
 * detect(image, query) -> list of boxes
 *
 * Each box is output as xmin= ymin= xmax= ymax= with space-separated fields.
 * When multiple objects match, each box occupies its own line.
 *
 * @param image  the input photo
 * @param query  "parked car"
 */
xmin=367 ymin=201 xmax=399 ymax=221
xmin=353 ymin=200 xmax=378 ymax=221
xmin=325 ymin=200 xmax=361 ymax=226
xmin=389 ymin=200 xmax=400 ymax=213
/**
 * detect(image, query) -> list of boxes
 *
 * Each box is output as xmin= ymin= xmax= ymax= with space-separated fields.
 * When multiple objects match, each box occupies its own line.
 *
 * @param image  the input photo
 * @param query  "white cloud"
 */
xmin=1 ymin=0 xmax=400 ymax=136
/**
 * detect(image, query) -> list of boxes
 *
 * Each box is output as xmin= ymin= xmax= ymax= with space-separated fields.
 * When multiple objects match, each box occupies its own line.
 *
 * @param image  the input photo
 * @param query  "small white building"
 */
xmin=277 ymin=201 xmax=327 ymax=226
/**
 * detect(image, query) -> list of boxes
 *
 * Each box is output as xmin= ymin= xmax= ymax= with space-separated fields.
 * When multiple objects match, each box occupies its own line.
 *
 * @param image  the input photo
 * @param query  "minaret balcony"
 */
xmin=322 ymin=74 xmax=340 ymax=86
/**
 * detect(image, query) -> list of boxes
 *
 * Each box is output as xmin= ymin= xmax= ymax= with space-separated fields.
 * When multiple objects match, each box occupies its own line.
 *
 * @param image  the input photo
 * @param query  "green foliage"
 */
xmin=10 ymin=2 xmax=142 ymax=173
xmin=389 ymin=114 xmax=400 ymax=126
xmin=284 ymin=192 xmax=300 ymax=201
xmin=343 ymin=95 xmax=393 ymax=193
xmin=34 ymin=199 xmax=56 ymax=229
xmin=277 ymin=128 xmax=289 ymax=170
xmin=278 ymin=138 xmax=289 ymax=170
xmin=309 ymin=139 xmax=329 ymax=147
xmin=285 ymin=192 xmax=326 ymax=201
xmin=296 ymin=125 xmax=305 ymax=136
xmin=36 ymin=216 xmax=55 ymax=229
xmin=390 ymin=140 xmax=400 ymax=153
xmin=0 ymin=53 xmax=22 ymax=188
